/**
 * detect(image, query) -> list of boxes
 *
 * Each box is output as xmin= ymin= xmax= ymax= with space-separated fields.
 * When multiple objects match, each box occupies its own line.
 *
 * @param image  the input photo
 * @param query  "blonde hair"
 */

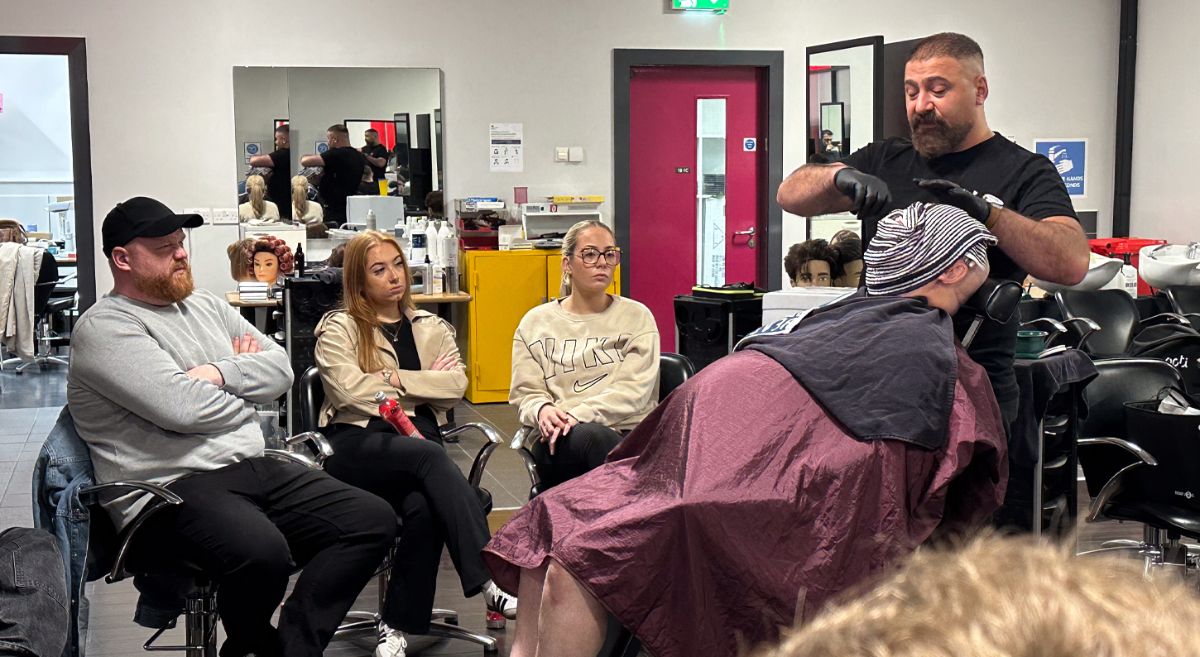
xmin=0 ymin=218 xmax=27 ymax=244
xmin=759 ymin=534 xmax=1200 ymax=657
xmin=226 ymin=238 xmax=255 ymax=281
xmin=246 ymin=175 xmax=267 ymax=218
xmin=341 ymin=230 xmax=416 ymax=373
xmin=291 ymin=175 xmax=310 ymax=217
xmin=559 ymin=219 xmax=615 ymax=297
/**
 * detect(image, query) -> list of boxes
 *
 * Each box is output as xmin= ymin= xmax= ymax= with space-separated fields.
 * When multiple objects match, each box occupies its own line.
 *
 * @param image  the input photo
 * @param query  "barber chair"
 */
xmin=1163 ymin=286 xmax=1200 ymax=329
xmin=63 ymin=414 xmax=329 ymax=657
xmin=508 ymin=352 xmax=697 ymax=500
xmin=1055 ymin=289 xmax=1191 ymax=358
xmin=296 ymin=365 xmax=503 ymax=653
xmin=1073 ymin=359 xmax=1200 ymax=574
xmin=2 ymin=264 xmax=72 ymax=373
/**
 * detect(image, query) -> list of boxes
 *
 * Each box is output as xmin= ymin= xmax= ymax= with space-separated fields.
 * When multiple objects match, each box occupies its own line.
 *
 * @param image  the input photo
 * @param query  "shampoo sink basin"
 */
xmin=1140 ymin=243 xmax=1200 ymax=289
xmin=1034 ymin=253 xmax=1122 ymax=293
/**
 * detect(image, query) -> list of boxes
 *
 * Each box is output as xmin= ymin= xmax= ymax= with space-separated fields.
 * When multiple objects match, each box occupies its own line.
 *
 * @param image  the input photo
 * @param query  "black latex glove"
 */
xmin=833 ymin=167 xmax=892 ymax=216
xmin=914 ymin=178 xmax=992 ymax=223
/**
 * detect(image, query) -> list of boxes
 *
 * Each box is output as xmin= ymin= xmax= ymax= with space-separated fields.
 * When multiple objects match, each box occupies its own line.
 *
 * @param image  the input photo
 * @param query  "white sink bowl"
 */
xmin=1139 ymin=244 xmax=1200 ymax=289
xmin=1034 ymin=254 xmax=1123 ymax=293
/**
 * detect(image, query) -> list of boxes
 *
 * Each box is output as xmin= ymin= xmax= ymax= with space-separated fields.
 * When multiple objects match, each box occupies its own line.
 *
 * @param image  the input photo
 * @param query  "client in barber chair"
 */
xmin=483 ymin=202 xmax=1009 ymax=657
xmin=510 ymin=219 xmax=660 ymax=489
xmin=314 ymin=230 xmax=516 ymax=657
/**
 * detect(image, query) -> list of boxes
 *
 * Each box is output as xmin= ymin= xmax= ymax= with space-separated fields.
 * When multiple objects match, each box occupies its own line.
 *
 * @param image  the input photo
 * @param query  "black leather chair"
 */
xmin=296 ymin=365 xmax=503 ymax=653
xmin=1056 ymin=289 xmax=1190 ymax=357
xmin=1075 ymin=358 xmax=1200 ymax=568
xmin=508 ymin=352 xmax=697 ymax=499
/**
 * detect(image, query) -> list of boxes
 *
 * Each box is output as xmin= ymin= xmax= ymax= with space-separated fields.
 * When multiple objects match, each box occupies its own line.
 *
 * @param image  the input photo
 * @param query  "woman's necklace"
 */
xmin=380 ymin=319 xmax=403 ymax=343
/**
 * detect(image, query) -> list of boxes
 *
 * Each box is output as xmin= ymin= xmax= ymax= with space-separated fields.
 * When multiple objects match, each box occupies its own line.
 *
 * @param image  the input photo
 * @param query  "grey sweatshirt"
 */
xmin=67 ymin=289 xmax=293 ymax=529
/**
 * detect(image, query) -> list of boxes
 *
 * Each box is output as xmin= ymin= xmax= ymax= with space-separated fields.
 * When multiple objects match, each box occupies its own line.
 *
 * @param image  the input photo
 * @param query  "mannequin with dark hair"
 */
xmin=784 ymin=239 xmax=839 ymax=287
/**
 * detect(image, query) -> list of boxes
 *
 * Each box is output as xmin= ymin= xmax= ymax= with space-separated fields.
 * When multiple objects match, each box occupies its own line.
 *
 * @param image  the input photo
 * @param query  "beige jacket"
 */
xmin=314 ymin=308 xmax=467 ymax=428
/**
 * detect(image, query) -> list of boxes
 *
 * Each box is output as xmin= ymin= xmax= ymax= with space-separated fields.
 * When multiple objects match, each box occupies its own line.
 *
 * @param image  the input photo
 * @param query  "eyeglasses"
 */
xmin=574 ymin=247 xmax=621 ymax=266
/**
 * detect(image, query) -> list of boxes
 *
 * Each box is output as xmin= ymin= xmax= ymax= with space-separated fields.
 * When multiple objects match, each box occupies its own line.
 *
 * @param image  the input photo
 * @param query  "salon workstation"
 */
xmin=7 ymin=1 xmax=1200 ymax=657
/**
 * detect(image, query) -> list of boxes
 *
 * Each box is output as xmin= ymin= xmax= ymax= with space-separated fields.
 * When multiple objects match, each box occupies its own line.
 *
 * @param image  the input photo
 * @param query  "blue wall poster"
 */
xmin=1033 ymin=138 xmax=1086 ymax=198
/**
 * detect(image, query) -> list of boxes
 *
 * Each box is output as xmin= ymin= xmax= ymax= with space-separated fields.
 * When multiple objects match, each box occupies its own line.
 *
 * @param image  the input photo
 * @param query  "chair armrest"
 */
xmin=1085 ymin=461 xmax=1146 ymax=523
xmin=509 ymin=426 xmax=537 ymax=451
xmin=441 ymin=421 xmax=505 ymax=489
xmin=284 ymin=431 xmax=333 ymax=466
xmin=1060 ymin=317 xmax=1101 ymax=351
xmin=1139 ymin=312 xmax=1190 ymax=329
xmin=1022 ymin=318 xmax=1067 ymax=350
xmin=1078 ymin=436 xmax=1158 ymax=466
xmin=78 ymin=480 xmax=184 ymax=506
xmin=78 ymin=481 xmax=184 ymax=584
xmin=263 ymin=448 xmax=320 ymax=469
xmin=443 ymin=421 xmax=504 ymax=447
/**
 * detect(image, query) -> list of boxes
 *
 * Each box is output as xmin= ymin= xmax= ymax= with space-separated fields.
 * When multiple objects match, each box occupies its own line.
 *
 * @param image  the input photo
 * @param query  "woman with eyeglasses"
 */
xmin=509 ymin=220 xmax=660 ymax=489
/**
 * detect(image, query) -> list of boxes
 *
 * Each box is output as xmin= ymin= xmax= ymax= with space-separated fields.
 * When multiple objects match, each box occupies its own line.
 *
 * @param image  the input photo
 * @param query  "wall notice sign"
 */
xmin=243 ymin=142 xmax=262 ymax=163
xmin=1034 ymin=139 xmax=1086 ymax=197
xmin=489 ymin=122 xmax=524 ymax=173
xmin=315 ymin=140 xmax=329 ymax=154
xmin=743 ymin=137 xmax=757 ymax=152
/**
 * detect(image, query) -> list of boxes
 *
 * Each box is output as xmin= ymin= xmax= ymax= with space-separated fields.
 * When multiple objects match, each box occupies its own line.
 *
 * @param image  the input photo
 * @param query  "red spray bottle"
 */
xmin=374 ymin=391 xmax=424 ymax=439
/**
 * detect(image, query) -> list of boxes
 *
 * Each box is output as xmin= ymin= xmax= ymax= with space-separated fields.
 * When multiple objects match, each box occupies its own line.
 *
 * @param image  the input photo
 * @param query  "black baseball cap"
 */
xmin=102 ymin=197 xmax=203 ymax=258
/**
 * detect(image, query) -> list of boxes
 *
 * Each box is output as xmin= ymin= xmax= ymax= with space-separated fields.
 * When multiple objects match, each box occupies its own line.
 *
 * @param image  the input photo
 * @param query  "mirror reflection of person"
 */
xmin=777 ymin=31 xmax=1090 ymax=426
xmin=238 ymin=175 xmax=280 ymax=223
xmin=248 ymin=124 xmax=291 ymax=221
xmin=301 ymin=124 xmax=368 ymax=227
xmin=821 ymin=129 xmax=840 ymax=156
xmin=361 ymin=128 xmax=390 ymax=185
xmin=784 ymin=239 xmax=838 ymax=287
xmin=291 ymin=175 xmax=325 ymax=237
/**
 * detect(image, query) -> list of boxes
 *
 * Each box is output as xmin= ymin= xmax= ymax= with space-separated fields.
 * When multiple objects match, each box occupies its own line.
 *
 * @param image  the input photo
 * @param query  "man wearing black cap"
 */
xmin=776 ymin=32 xmax=1090 ymax=426
xmin=67 ymin=197 xmax=395 ymax=657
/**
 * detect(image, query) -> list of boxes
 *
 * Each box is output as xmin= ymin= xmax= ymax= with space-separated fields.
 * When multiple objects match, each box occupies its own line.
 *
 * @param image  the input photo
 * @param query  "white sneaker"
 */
xmin=485 ymin=580 xmax=518 ymax=628
xmin=375 ymin=622 xmax=407 ymax=657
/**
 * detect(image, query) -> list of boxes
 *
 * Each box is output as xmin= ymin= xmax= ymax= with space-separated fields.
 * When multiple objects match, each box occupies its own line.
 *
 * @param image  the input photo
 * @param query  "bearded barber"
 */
xmin=777 ymin=31 xmax=1089 ymax=426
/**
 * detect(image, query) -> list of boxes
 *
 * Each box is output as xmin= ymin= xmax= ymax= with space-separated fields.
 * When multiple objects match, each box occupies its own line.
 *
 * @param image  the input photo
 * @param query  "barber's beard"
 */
xmin=134 ymin=264 xmax=194 ymax=304
xmin=910 ymin=111 xmax=973 ymax=159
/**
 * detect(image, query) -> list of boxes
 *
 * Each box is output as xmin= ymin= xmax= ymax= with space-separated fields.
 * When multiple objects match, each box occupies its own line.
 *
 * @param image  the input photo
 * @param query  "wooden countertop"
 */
xmin=225 ymin=291 xmax=281 ymax=308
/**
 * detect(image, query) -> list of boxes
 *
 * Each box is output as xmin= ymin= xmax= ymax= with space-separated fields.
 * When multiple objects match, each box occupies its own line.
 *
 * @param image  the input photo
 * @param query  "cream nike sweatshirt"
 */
xmin=510 ymin=295 xmax=660 ymax=431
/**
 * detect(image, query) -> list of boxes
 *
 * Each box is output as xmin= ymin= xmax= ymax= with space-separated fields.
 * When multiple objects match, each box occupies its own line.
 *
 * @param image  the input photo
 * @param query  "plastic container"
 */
xmin=1089 ymin=237 xmax=1167 ymax=295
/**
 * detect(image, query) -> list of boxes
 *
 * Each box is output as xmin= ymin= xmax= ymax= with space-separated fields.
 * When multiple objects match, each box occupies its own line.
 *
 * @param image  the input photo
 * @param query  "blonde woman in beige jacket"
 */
xmin=510 ymin=220 xmax=660 ymax=489
xmin=314 ymin=231 xmax=515 ymax=656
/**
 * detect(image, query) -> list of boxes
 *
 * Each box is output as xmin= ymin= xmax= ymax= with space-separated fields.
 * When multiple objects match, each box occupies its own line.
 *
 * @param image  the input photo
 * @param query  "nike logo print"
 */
xmin=573 ymin=373 xmax=609 ymax=393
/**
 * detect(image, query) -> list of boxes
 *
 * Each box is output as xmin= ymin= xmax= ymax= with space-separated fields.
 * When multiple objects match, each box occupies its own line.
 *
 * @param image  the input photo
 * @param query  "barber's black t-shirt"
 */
xmin=267 ymin=148 xmax=291 ymax=219
xmin=362 ymin=143 xmax=389 ymax=183
xmin=318 ymin=146 xmax=368 ymax=223
xmin=842 ymin=133 xmax=1078 ymax=411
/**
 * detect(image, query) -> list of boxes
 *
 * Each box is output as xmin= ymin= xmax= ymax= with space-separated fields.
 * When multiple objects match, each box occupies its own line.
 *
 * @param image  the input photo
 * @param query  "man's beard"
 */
xmin=910 ymin=110 xmax=972 ymax=158
xmin=134 ymin=265 xmax=194 ymax=304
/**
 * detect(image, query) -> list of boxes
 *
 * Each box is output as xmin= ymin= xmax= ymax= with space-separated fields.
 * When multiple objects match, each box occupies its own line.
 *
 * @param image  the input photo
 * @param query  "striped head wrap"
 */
xmin=864 ymin=202 xmax=997 ymax=296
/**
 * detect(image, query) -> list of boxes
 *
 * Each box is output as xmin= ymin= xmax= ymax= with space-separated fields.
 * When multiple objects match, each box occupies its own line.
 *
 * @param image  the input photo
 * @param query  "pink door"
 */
xmin=629 ymin=66 xmax=765 ymax=351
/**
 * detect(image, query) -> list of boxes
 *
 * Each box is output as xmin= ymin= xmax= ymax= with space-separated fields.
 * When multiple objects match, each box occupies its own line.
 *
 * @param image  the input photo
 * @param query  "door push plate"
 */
xmin=675 ymin=167 xmax=690 ymax=174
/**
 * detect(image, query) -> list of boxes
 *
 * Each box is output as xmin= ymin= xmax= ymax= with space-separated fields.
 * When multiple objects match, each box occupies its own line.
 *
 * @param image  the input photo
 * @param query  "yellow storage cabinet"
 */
xmin=461 ymin=249 xmax=619 ymax=403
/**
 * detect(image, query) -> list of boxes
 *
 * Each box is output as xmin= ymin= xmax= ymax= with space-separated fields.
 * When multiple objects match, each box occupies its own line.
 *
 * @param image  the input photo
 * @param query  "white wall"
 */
xmin=1131 ymin=1 xmax=1196 ymax=242
xmin=3 ymin=0 xmax=1120 ymax=294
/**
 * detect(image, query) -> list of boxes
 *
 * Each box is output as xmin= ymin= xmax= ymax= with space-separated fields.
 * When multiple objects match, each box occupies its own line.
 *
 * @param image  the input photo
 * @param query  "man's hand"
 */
xmin=232 ymin=333 xmax=261 ymax=354
xmin=185 ymin=364 xmax=225 ymax=387
xmin=537 ymin=404 xmax=578 ymax=456
xmin=915 ymin=178 xmax=993 ymax=224
xmin=833 ymin=167 xmax=892 ymax=216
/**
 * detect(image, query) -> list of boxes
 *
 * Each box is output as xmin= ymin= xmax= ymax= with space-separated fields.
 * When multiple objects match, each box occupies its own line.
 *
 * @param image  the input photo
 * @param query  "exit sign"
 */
xmin=672 ymin=0 xmax=729 ymax=12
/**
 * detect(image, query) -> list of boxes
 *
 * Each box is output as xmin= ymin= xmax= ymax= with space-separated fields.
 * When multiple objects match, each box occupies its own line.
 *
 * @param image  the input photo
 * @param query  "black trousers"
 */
xmin=529 ymin=422 xmax=625 ymax=490
xmin=125 ymin=457 xmax=395 ymax=657
xmin=324 ymin=417 xmax=492 ymax=634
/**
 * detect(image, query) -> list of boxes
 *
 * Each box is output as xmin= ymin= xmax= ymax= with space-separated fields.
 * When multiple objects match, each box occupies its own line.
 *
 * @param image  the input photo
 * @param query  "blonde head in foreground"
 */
xmin=758 ymin=534 xmax=1200 ymax=657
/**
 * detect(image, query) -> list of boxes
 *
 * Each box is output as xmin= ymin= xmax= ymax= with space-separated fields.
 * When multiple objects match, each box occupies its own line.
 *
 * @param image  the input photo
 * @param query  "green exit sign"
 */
xmin=672 ymin=0 xmax=729 ymax=12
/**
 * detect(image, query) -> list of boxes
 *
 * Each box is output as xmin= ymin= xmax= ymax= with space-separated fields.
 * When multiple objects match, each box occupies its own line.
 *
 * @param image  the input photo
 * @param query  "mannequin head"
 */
xmin=831 ymin=231 xmax=864 ymax=288
xmin=0 ymin=218 xmax=28 ymax=244
xmin=785 ymin=239 xmax=839 ymax=287
xmin=226 ymin=238 xmax=256 ymax=282
xmin=246 ymin=236 xmax=294 ymax=283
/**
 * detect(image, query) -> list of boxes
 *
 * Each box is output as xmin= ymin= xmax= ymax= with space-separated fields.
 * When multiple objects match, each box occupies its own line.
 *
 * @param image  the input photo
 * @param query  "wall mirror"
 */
xmin=805 ymin=37 xmax=883 ymax=163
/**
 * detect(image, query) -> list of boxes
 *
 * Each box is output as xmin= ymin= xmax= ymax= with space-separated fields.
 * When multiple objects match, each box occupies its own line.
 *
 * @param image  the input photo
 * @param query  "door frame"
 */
xmin=613 ymin=49 xmax=785 ymax=293
xmin=0 ymin=36 xmax=95 ymax=310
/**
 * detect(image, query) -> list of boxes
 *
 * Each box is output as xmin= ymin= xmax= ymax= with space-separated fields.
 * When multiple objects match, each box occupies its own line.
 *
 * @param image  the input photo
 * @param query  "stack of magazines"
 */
xmin=237 ymin=281 xmax=271 ymax=301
